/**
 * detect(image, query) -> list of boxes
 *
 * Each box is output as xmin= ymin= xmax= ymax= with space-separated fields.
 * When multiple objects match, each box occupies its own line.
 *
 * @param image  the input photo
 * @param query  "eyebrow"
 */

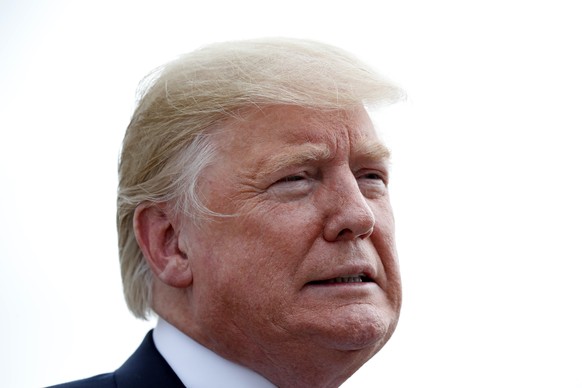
xmin=254 ymin=143 xmax=331 ymax=181
xmin=353 ymin=138 xmax=392 ymax=162
xmin=252 ymin=139 xmax=391 ymax=181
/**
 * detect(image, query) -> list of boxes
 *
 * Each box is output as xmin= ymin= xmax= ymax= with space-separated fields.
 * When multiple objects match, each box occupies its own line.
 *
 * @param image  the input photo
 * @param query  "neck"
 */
xmin=176 ymin=316 xmax=382 ymax=388
xmin=249 ymin=347 xmax=376 ymax=388
xmin=152 ymin=285 xmax=388 ymax=388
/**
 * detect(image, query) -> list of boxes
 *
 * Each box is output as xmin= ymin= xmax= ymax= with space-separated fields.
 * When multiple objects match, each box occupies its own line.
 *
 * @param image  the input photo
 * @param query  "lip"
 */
xmin=303 ymin=264 xmax=377 ymax=288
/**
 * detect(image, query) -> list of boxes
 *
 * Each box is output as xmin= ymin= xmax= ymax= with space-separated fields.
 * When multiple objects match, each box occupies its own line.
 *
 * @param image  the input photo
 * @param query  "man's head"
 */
xmin=117 ymin=38 xmax=403 ymax=386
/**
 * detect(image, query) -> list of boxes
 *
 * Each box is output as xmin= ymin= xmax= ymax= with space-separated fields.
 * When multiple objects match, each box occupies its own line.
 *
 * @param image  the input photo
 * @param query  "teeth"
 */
xmin=325 ymin=274 xmax=364 ymax=284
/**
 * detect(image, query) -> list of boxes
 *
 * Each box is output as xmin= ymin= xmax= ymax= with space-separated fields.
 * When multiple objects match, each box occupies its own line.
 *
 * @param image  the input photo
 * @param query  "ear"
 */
xmin=133 ymin=202 xmax=193 ymax=288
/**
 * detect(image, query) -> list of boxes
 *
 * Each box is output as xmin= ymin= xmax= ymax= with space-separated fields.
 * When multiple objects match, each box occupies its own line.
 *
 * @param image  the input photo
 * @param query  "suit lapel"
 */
xmin=114 ymin=330 xmax=185 ymax=388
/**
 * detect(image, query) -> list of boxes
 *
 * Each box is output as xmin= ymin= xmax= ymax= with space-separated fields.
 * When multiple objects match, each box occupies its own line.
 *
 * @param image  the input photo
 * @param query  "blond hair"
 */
xmin=117 ymin=37 xmax=404 ymax=318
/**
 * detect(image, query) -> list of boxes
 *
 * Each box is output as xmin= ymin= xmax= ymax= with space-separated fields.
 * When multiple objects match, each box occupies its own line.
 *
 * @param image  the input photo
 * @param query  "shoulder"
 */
xmin=46 ymin=373 xmax=116 ymax=388
xmin=47 ymin=331 xmax=184 ymax=388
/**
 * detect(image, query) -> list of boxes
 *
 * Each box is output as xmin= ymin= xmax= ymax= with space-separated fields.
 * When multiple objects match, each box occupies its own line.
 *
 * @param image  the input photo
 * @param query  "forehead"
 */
xmin=215 ymin=105 xmax=382 ymax=155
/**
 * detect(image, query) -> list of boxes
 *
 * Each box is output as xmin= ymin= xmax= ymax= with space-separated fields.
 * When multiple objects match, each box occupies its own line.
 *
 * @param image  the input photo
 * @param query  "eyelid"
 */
xmin=276 ymin=174 xmax=307 ymax=183
xmin=356 ymin=169 xmax=388 ymax=185
xmin=273 ymin=165 xmax=319 ymax=183
xmin=255 ymin=144 xmax=330 ymax=183
xmin=268 ymin=171 xmax=314 ymax=200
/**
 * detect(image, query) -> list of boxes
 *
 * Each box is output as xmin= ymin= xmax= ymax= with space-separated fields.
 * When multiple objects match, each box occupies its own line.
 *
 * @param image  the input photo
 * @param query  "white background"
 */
xmin=1 ymin=1 xmax=581 ymax=387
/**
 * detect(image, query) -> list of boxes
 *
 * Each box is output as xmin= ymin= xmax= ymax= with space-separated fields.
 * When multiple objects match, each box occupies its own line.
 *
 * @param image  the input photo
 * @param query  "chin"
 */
xmin=313 ymin=304 xmax=399 ymax=352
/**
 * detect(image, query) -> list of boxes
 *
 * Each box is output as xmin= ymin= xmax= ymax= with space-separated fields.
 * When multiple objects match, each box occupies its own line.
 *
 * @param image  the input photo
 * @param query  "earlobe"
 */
xmin=133 ymin=202 xmax=193 ymax=288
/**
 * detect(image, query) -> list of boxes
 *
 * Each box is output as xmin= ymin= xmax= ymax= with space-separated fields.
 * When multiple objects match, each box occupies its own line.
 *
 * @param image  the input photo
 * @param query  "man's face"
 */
xmin=177 ymin=105 xmax=401 ymax=362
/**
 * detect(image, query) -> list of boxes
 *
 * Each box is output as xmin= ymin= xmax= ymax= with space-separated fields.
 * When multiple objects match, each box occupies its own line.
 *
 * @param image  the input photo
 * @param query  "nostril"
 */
xmin=323 ymin=205 xmax=376 ymax=242
xmin=360 ymin=226 xmax=374 ymax=239
xmin=334 ymin=225 xmax=373 ymax=241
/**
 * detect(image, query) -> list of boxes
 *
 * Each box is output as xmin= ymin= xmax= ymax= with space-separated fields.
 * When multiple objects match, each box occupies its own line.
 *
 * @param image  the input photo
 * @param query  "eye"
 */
xmin=357 ymin=170 xmax=388 ymax=185
xmin=269 ymin=173 xmax=313 ymax=200
xmin=277 ymin=175 xmax=305 ymax=183
xmin=356 ymin=170 xmax=388 ymax=198
xmin=271 ymin=172 xmax=312 ymax=189
xmin=361 ymin=172 xmax=384 ymax=181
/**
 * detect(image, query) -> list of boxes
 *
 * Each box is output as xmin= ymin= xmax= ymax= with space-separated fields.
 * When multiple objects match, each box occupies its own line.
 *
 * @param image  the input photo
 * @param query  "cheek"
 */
xmin=219 ymin=206 xmax=323 ymax=300
xmin=370 ymin=196 xmax=395 ymax=235
xmin=188 ymin=195 xmax=324 ymax=292
xmin=198 ymin=206 xmax=317 ymax=282
xmin=370 ymin=202 xmax=401 ymax=301
xmin=243 ymin=199 xmax=322 ymax=248
xmin=371 ymin=219 xmax=398 ymax=282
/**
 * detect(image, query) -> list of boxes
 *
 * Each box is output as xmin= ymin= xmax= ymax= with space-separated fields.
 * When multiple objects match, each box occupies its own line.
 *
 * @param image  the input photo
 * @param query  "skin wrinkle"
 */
xmin=214 ymin=107 xmax=391 ymax=204
xmin=119 ymin=38 xmax=405 ymax=320
xmin=352 ymin=139 xmax=391 ymax=172
xmin=252 ymin=143 xmax=332 ymax=183
xmin=146 ymin=104 xmax=401 ymax=388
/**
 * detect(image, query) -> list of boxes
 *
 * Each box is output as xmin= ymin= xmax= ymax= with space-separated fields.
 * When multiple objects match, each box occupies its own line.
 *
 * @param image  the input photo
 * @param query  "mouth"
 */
xmin=307 ymin=273 xmax=374 ymax=285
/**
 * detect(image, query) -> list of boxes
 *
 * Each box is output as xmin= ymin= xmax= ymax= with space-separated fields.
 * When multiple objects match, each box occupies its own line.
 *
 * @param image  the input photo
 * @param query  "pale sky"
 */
xmin=1 ymin=1 xmax=581 ymax=387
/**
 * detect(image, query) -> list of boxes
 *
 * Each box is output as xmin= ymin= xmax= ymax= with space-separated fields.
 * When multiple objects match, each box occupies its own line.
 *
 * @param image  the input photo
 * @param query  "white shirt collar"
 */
xmin=153 ymin=318 xmax=277 ymax=388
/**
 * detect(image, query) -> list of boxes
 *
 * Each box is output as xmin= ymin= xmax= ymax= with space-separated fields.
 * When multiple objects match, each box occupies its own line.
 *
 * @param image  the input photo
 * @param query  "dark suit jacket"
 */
xmin=47 ymin=330 xmax=185 ymax=388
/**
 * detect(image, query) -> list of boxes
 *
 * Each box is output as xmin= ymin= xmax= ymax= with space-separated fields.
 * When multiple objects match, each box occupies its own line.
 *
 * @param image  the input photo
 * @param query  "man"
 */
xmin=52 ymin=38 xmax=404 ymax=387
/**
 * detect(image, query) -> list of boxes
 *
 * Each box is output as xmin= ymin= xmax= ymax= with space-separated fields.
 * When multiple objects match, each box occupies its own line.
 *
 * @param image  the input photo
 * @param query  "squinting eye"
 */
xmin=269 ymin=173 xmax=312 ymax=200
xmin=362 ymin=173 xmax=383 ymax=180
xmin=357 ymin=171 xmax=388 ymax=189
xmin=360 ymin=172 xmax=387 ymax=184
xmin=277 ymin=175 xmax=305 ymax=183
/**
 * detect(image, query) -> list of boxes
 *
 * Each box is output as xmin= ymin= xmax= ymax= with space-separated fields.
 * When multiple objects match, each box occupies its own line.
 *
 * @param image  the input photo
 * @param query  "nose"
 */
xmin=322 ymin=172 xmax=376 ymax=242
